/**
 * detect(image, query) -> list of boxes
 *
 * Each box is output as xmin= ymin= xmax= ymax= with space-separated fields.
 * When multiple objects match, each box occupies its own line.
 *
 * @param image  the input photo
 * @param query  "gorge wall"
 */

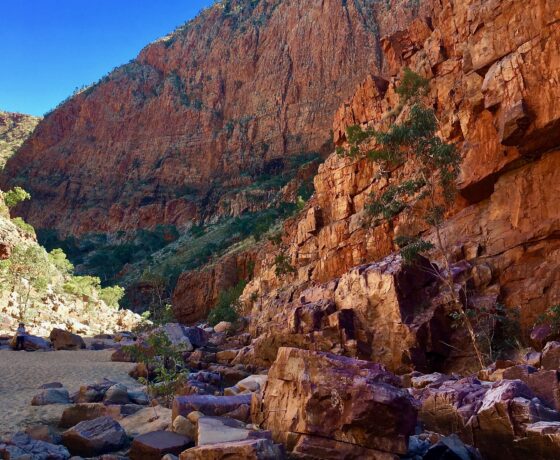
xmin=174 ymin=0 xmax=560 ymax=374
xmin=1 ymin=0 xmax=428 ymax=237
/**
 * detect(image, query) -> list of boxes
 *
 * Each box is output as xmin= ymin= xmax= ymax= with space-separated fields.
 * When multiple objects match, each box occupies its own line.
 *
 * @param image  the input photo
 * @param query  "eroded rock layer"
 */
xmin=1 ymin=0 xmax=430 ymax=237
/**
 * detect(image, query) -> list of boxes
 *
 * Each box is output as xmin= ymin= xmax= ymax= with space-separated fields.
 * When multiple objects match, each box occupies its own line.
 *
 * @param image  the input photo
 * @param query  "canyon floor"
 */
xmin=0 ymin=349 xmax=139 ymax=437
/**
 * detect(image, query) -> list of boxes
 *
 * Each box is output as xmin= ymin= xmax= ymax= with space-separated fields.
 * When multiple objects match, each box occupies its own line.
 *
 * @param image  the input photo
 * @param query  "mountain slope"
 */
xmin=0 ymin=111 xmax=40 ymax=169
xmin=1 ymin=0 xmax=428 ymax=237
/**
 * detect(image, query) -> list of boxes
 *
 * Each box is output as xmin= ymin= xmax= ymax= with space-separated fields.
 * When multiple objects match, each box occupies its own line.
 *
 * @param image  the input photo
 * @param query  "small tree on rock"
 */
xmin=337 ymin=68 xmax=485 ymax=369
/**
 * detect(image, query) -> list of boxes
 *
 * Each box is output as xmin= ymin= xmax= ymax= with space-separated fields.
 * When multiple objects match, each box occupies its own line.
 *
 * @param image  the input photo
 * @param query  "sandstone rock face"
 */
xmin=1 ymin=0 xmax=428 ymax=237
xmin=240 ymin=254 xmax=453 ymax=373
xmin=234 ymin=0 xmax=560 ymax=373
xmin=253 ymin=347 xmax=417 ymax=457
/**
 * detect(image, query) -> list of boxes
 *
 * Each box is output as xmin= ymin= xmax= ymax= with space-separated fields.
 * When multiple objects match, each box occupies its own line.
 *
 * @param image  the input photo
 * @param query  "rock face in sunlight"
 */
xmin=0 ymin=0 xmax=428 ymax=237
xmin=0 ymin=111 xmax=40 ymax=169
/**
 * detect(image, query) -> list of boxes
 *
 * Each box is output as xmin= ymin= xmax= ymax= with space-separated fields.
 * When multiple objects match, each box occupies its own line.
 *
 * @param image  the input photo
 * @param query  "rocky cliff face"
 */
xmin=0 ymin=111 xmax=40 ymax=169
xmin=1 ymin=0 xmax=429 ymax=237
xmin=173 ymin=0 xmax=560 ymax=374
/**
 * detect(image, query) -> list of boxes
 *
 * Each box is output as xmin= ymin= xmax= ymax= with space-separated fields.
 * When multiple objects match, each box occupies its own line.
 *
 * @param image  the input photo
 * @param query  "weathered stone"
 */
xmin=172 ymin=415 xmax=196 ymax=439
xmin=542 ymin=342 xmax=560 ymax=371
xmin=103 ymin=384 xmax=130 ymax=405
xmin=173 ymin=394 xmax=252 ymax=423
xmin=61 ymin=416 xmax=128 ymax=456
xmin=179 ymin=438 xmax=284 ymax=460
xmin=196 ymin=417 xmax=270 ymax=446
xmin=31 ymin=388 xmax=71 ymax=406
xmin=129 ymin=431 xmax=193 ymax=460
xmin=9 ymin=334 xmax=51 ymax=351
xmin=59 ymin=403 xmax=121 ymax=428
xmin=49 ymin=328 xmax=86 ymax=351
xmin=71 ymin=379 xmax=115 ymax=403
xmin=120 ymin=406 xmax=172 ymax=437
xmin=254 ymin=347 xmax=416 ymax=455
xmin=0 ymin=432 xmax=70 ymax=460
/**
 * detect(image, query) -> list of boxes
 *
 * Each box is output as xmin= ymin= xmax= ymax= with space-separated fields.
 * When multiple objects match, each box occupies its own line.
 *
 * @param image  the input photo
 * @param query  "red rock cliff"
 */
xmin=0 ymin=0 xmax=429 ymax=237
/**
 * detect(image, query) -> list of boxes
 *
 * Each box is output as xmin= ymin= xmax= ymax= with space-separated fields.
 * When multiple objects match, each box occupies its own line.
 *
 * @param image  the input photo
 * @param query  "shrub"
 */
xmin=207 ymin=280 xmax=246 ymax=326
xmin=274 ymin=252 xmax=296 ymax=277
xmin=63 ymin=275 xmax=101 ymax=299
xmin=4 ymin=187 xmax=31 ymax=208
xmin=48 ymin=248 xmax=74 ymax=274
xmin=99 ymin=285 xmax=125 ymax=308
xmin=12 ymin=217 xmax=36 ymax=237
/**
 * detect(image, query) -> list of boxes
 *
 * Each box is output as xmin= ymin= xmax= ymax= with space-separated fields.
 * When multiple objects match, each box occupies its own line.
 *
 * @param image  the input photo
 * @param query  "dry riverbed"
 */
xmin=0 ymin=348 xmax=140 ymax=436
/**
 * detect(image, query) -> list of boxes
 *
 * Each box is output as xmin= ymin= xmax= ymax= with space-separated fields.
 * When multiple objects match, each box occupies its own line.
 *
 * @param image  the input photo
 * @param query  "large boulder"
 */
xmin=0 ymin=432 xmax=70 ymax=460
xmin=61 ymin=416 xmax=128 ymax=456
xmin=71 ymin=379 xmax=115 ymax=403
xmin=120 ymin=406 xmax=172 ymax=437
xmin=180 ymin=439 xmax=284 ymax=460
xmin=129 ymin=431 xmax=193 ymax=460
xmin=49 ymin=328 xmax=86 ymax=351
xmin=173 ymin=394 xmax=253 ymax=423
xmin=415 ymin=377 xmax=560 ymax=460
xmin=253 ymin=347 xmax=417 ymax=457
xmin=196 ymin=417 xmax=270 ymax=446
xmin=103 ymin=383 xmax=130 ymax=405
xmin=31 ymin=388 xmax=71 ymax=406
xmin=9 ymin=334 xmax=51 ymax=351
xmin=59 ymin=403 xmax=122 ymax=428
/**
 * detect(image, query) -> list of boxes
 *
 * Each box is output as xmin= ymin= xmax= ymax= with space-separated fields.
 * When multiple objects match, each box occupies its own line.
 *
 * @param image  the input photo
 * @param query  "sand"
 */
xmin=0 ymin=349 xmax=140 ymax=437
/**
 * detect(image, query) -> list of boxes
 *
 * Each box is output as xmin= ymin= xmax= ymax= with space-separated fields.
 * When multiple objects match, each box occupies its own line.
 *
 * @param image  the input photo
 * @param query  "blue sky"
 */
xmin=0 ymin=0 xmax=214 ymax=116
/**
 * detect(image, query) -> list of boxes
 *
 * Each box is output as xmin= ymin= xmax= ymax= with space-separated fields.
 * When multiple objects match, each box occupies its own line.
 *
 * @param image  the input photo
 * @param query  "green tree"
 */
xmin=4 ymin=187 xmax=31 ymax=208
xmin=99 ymin=285 xmax=125 ymax=309
xmin=338 ymin=68 xmax=486 ymax=368
xmin=48 ymin=248 xmax=74 ymax=274
xmin=0 ymin=244 xmax=53 ymax=320
xmin=207 ymin=280 xmax=246 ymax=326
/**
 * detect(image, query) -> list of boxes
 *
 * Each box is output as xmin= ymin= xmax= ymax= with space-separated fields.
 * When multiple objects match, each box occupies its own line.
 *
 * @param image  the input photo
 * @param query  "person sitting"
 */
xmin=15 ymin=322 xmax=26 ymax=351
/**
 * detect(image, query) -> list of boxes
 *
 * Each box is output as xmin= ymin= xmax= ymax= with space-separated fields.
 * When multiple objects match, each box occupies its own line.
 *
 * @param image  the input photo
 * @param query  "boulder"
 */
xmin=71 ymin=379 xmax=115 ymax=403
xmin=172 ymin=415 xmax=196 ymax=439
xmin=129 ymin=431 xmax=193 ymax=460
xmin=225 ymin=374 xmax=267 ymax=396
xmin=49 ymin=328 xmax=86 ymax=351
xmin=542 ymin=341 xmax=560 ymax=371
xmin=214 ymin=322 xmax=232 ymax=334
xmin=31 ymin=388 xmax=71 ymax=406
xmin=196 ymin=417 xmax=270 ymax=446
xmin=0 ymin=432 xmax=70 ymax=460
xmin=180 ymin=439 xmax=284 ymax=460
xmin=9 ymin=334 xmax=51 ymax=351
xmin=128 ymin=389 xmax=150 ymax=405
xmin=423 ymin=434 xmax=482 ymax=460
xmin=61 ymin=416 xmax=128 ymax=456
xmin=120 ymin=406 xmax=172 ymax=437
xmin=25 ymin=424 xmax=62 ymax=445
xmin=59 ymin=403 xmax=122 ymax=428
xmin=173 ymin=394 xmax=253 ymax=423
xmin=103 ymin=383 xmax=130 ymax=405
xmin=254 ymin=347 xmax=416 ymax=456
xmin=39 ymin=382 xmax=64 ymax=389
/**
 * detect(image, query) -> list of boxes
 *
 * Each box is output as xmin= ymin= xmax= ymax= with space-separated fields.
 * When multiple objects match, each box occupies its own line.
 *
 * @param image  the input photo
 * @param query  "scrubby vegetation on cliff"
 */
xmin=0 ymin=111 xmax=40 ymax=168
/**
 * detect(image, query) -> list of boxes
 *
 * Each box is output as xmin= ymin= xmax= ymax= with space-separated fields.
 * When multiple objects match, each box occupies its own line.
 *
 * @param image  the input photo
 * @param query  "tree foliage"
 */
xmin=4 ymin=187 xmax=31 ymax=208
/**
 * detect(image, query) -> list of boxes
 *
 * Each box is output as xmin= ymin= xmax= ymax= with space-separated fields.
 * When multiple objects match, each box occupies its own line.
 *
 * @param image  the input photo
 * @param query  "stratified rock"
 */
xmin=129 ymin=431 xmax=193 ymax=460
xmin=61 ymin=416 xmax=128 ymax=456
xmin=180 ymin=439 xmax=284 ymax=460
xmin=31 ymin=388 xmax=71 ymax=406
xmin=0 ymin=432 xmax=70 ymax=460
xmin=173 ymin=394 xmax=253 ymax=423
xmin=49 ymin=328 xmax=86 ymax=351
xmin=254 ymin=347 xmax=416 ymax=457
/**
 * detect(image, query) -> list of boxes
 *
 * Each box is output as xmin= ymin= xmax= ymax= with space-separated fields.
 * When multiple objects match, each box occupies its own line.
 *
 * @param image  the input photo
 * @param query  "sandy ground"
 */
xmin=0 ymin=349 xmax=140 ymax=437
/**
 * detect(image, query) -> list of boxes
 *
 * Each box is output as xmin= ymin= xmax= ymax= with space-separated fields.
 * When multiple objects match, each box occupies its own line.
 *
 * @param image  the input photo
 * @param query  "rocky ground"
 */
xmin=3 ymin=323 xmax=560 ymax=459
